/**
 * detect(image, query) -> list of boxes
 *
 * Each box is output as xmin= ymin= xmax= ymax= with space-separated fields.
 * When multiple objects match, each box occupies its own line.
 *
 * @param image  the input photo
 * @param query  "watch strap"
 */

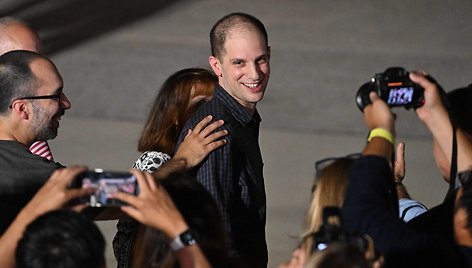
xmin=170 ymin=229 xmax=197 ymax=251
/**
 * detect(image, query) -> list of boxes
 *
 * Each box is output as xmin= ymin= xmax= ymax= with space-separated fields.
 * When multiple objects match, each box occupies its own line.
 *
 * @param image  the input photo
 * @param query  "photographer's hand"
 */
xmin=394 ymin=142 xmax=412 ymax=199
xmin=0 ymin=166 xmax=94 ymax=268
xmin=114 ymin=169 xmax=188 ymax=239
xmin=394 ymin=142 xmax=406 ymax=182
xmin=410 ymin=72 xmax=449 ymax=132
xmin=113 ymin=170 xmax=212 ymax=268
xmin=364 ymin=92 xmax=396 ymax=135
xmin=363 ymin=92 xmax=395 ymax=160
xmin=411 ymin=71 xmax=472 ymax=173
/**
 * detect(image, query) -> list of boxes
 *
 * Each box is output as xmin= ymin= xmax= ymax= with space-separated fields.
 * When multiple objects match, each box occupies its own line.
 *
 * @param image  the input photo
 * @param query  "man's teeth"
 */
xmin=244 ymin=83 xmax=259 ymax=88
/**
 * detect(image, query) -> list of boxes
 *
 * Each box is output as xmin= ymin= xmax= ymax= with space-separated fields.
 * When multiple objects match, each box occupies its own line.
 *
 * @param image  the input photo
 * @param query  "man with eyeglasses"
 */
xmin=0 ymin=50 xmax=71 ymax=235
xmin=0 ymin=16 xmax=55 ymax=161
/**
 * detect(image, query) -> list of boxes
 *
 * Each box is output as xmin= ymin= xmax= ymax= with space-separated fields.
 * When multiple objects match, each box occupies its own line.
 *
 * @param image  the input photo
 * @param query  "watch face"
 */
xmin=180 ymin=230 xmax=197 ymax=246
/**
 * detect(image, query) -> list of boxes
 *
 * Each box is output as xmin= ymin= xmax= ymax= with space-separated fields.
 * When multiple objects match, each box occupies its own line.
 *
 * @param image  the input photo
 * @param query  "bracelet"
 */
xmin=170 ymin=229 xmax=196 ymax=251
xmin=368 ymin=128 xmax=395 ymax=145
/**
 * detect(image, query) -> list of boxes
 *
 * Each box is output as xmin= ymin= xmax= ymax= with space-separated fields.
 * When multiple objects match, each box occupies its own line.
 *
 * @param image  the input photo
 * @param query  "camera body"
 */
xmin=356 ymin=67 xmax=425 ymax=111
xmin=71 ymin=169 xmax=138 ymax=207
xmin=310 ymin=207 xmax=368 ymax=254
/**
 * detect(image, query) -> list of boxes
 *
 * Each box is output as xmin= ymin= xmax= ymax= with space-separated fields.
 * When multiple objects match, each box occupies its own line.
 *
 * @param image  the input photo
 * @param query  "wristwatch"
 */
xmin=170 ymin=229 xmax=197 ymax=251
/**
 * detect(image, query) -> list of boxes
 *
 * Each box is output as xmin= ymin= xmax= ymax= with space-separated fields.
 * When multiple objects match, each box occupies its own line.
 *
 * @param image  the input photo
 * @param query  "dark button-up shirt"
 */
xmin=177 ymin=86 xmax=267 ymax=267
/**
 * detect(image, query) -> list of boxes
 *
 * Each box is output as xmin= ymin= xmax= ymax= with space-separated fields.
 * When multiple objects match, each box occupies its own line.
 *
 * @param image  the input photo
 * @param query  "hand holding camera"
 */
xmin=356 ymin=67 xmax=425 ymax=112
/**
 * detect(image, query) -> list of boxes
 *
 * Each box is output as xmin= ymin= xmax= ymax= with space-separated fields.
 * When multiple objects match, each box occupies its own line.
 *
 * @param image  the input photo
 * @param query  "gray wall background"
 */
xmin=3 ymin=0 xmax=471 ymax=267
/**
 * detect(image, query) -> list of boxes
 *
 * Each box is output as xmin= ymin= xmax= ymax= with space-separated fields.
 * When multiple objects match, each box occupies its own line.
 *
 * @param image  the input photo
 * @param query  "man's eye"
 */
xmin=257 ymin=57 xmax=268 ymax=64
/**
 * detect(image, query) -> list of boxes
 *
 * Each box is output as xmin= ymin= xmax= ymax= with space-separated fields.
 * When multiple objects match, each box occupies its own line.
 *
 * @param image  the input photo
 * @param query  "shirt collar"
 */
xmin=215 ymin=85 xmax=261 ymax=125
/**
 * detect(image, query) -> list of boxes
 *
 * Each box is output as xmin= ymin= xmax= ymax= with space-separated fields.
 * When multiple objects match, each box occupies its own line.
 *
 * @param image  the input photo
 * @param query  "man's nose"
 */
xmin=60 ymin=92 xmax=71 ymax=109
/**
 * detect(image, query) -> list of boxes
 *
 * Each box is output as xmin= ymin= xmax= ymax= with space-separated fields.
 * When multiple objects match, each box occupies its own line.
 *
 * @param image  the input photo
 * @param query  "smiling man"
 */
xmin=0 ymin=50 xmax=70 ymax=235
xmin=0 ymin=17 xmax=55 ymax=161
xmin=176 ymin=12 xmax=270 ymax=267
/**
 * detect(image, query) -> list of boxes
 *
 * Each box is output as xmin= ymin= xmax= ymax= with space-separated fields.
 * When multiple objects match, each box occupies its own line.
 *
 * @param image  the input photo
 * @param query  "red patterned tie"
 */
xmin=29 ymin=141 xmax=54 ymax=161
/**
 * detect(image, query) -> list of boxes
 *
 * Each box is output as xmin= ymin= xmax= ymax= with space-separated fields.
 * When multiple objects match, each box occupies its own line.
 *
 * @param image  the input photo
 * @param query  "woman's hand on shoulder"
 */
xmin=174 ymin=115 xmax=227 ymax=169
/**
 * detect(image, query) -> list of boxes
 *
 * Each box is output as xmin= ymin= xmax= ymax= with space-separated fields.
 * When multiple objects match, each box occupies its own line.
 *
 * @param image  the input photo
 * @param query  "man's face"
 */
xmin=209 ymin=26 xmax=270 ymax=112
xmin=28 ymin=58 xmax=70 ymax=141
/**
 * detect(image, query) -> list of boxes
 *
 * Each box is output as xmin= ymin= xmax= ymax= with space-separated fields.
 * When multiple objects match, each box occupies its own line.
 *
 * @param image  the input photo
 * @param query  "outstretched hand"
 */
xmin=394 ymin=141 xmax=406 ymax=182
xmin=113 ymin=170 xmax=188 ymax=239
xmin=174 ymin=115 xmax=227 ymax=169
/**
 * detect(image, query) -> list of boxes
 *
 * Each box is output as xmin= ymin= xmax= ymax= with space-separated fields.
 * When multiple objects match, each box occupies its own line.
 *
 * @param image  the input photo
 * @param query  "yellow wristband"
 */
xmin=367 ymin=128 xmax=395 ymax=145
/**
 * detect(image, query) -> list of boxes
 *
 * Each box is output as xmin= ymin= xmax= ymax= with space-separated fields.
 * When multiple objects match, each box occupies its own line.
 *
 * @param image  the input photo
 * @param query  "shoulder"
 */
xmin=133 ymin=151 xmax=171 ymax=173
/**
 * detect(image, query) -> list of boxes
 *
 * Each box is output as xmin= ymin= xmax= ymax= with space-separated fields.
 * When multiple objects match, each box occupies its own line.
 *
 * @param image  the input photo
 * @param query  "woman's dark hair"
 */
xmin=131 ymin=172 xmax=230 ymax=268
xmin=137 ymin=68 xmax=217 ymax=155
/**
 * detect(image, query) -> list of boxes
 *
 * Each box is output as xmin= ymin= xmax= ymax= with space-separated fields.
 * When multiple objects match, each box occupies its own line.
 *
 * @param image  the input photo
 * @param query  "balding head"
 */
xmin=209 ymin=12 xmax=268 ymax=60
xmin=0 ymin=17 xmax=41 ymax=55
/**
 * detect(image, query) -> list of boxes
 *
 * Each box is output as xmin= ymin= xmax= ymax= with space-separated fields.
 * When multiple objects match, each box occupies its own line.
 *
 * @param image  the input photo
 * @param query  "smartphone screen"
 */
xmin=74 ymin=169 xmax=137 ymax=207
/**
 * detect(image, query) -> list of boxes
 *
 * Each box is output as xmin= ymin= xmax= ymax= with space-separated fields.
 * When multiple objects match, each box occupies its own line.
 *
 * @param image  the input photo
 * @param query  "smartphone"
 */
xmin=72 ymin=169 xmax=138 ymax=207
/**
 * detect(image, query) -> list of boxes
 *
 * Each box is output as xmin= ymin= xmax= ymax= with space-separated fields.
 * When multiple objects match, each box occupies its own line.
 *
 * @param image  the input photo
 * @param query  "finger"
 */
xmin=396 ymin=141 xmax=405 ymax=161
xmin=192 ymin=115 xmax=213 ymax=133
xmin=203 ymin=129 xmax=228 ymax=143
xmin=130 ymin=169 xmax=150 ymax=195
xmin=369 ymin=91 xmax=380 ymax=102
xmin=65 ymin=187 xmax=95 ymax=201
xmin=60 ymin=166 xmax=88 ymax=185
xmin=199 ymin=119 xmax=224 ymax=137
xmin=409 ymin=72 xmax=434 ymax=89
xmin=394 ymin=142 xmax=406 ymax=181
xmin=70 ymin=204 xmax=88 ymax=213
xmin=120 ymin=206 xmax=142 ymax=221
xmin=204 ymin=139 xmax=227 ymax=152
xmin=113 ymin=191 xmax=138 ymax=206
xmin=144 ymin=172 xmax=158 ymax=191
xmin=184 ymin=129 xmax=192 ymax=140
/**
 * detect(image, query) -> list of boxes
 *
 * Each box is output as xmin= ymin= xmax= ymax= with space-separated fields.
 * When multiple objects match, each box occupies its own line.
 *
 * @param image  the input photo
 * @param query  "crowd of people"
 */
xmin=0 ymin=10 xmax=471 ymax=268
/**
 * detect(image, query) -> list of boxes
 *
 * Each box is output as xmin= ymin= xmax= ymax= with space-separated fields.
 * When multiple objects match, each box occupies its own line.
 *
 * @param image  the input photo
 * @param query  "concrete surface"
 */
xmin=3 ymin=0 xmax=471 ymax=267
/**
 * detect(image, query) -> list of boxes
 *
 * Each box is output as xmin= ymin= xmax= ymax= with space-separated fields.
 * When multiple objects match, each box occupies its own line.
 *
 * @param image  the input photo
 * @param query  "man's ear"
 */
xmin=11 ymin=101 xmax=30 ymax=120
xmin=209 ymin=56 xmax=222 ymax=77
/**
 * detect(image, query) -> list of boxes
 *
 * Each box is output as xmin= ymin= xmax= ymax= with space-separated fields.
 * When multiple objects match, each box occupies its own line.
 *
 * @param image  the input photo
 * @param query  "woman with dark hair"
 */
xmin=114 ymin=68 xmax=228 ymax=267
xmin=133 ymin=68 xmax=219 ymax=171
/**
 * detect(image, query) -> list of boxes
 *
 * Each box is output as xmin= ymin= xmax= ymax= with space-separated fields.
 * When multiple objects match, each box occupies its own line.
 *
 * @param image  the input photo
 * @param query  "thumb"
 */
xmin=369 ymin=91 xmax=380 ymax=102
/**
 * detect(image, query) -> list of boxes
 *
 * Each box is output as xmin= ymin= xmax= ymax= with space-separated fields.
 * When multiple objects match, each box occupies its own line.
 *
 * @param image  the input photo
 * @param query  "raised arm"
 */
xmin=411 ymin=72 xmax=472 ymax=173
xmin=0 ymin=167 xmax=93 ymax=268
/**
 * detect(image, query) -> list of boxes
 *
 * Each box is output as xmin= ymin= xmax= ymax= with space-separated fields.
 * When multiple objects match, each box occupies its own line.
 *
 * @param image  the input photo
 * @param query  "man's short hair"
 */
xmin=0 ymin=50 xmax=44 ymax=113
xmin=0 ymin=16 xmax=30 ymax=28
xmin=209 ymin=12 xmax=268 ymax=60
xmin=15 ymin=209 xmax=106 ymax=268
xmin=447 ymin=85 xmax=472 ymax=137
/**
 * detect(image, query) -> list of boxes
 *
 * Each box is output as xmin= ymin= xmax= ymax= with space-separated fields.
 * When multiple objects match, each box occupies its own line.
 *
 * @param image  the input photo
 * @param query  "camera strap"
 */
xmin=447 ymin=126 xmax=458 ymax=198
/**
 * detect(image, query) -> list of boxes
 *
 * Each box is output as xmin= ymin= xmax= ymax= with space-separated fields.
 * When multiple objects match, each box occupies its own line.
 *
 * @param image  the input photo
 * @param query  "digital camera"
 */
xmin=71 ymin=169 xmax=138 ymax=207
xmin=310 ymin=207 xmax=368 ymax=254
xmin=356 ymin=67 xmax=425 ymax=111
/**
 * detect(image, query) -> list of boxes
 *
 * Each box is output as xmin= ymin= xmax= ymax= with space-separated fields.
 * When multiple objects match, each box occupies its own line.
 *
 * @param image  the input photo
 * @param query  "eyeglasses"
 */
xmin=314 ymin=153 xmax=362 ymax=178
xmin=9 ymin=93 xmax=63 ymax=108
